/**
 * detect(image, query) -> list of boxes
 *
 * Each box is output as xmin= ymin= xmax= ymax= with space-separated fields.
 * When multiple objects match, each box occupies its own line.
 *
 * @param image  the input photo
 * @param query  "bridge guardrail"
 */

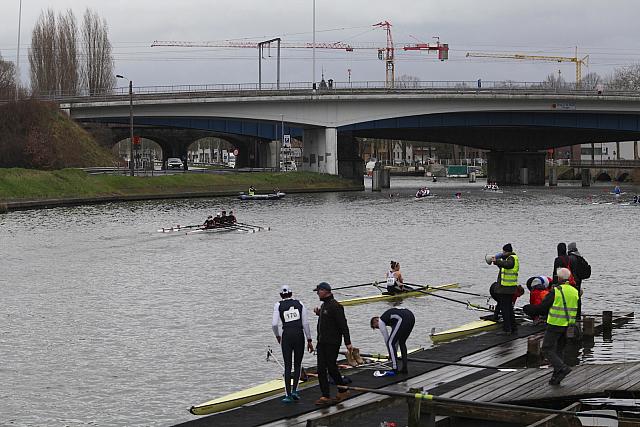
xmin=7 ymin=80 xmax=640 ymax=104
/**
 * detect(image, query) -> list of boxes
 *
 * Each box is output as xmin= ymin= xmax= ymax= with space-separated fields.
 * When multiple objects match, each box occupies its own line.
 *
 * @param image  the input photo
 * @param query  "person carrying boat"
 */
xmin=272 ymin=285 xmax=314 ymax=403
xmin=523 ymin=268 xmax=579 ymax=385
xmin=203 ymin=215 xmax=215 ymax=229
xmin=370 ymin=308 xmax=415 ymax=375
xmin=312 ymin=282 xmax=353 ymax=406
xmin=488 ymin=243 xmax=519 ymax=335
xmin=386 ymin=261 xmax=406 ymax=295
xmin=248 ymin=185 xmax=256 ymax=196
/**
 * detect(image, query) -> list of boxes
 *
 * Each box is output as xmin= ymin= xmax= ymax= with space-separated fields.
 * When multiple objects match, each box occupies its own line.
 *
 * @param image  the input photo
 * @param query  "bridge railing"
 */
xmin=568 ymin=159 xmax=640 ymax=168
xmin=9 ymin=80 xmax=640 ymax=104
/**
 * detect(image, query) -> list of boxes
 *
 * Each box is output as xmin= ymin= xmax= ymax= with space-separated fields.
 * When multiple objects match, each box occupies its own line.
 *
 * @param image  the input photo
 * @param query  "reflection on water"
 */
xmin=1 ymin=177 xmax=639 ymax=426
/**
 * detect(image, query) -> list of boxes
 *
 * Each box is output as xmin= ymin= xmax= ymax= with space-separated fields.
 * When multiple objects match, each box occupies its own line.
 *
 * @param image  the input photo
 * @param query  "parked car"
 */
xmin=167 ymin=158 xmax=183 ymax=169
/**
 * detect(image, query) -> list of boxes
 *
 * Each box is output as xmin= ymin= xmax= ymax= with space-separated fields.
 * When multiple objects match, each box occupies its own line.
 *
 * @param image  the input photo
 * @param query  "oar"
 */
xmin=405 ymin=282 xmax=488 ymax=298
xmin=158 ymin=224 xmax=204 ymax=232
xmin=336 ymin=386 xmax=619 ymax=422
xmin=410 ymin=287 xmax=493 ymax=312
xmin=355 ymin=352 xmax=519 ymax=372
xmin=236 ymin=221 xmax=266 ymax=230
xmin=332 ymin=281 xmax=378 ymax=291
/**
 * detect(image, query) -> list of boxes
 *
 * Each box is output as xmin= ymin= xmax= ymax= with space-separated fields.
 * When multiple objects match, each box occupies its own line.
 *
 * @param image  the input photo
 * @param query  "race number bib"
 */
xmin=386 ymin=277 xmax=395 ymax=286
xmin=284 ymin=306 xmax=300 ymax=322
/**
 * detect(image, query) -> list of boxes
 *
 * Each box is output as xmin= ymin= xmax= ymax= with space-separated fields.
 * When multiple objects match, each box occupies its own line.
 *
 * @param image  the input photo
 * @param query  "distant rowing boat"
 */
xmin=413 ymin=194 xmax=436 ymax=201
xmin=339 ymin=283 xmax=458 ymax=307
xmin=238 ymin=192 xmax=286 ymax=201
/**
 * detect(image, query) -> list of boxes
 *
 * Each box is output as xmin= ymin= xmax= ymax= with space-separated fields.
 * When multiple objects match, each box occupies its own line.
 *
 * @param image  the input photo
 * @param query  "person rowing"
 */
xmin=203 ymin=215 xmax=215 ymax=229
xmin=386 ymin=261 xmax=412 ymax=295
xmin=227 ymin=210 xmax=237 ymax=224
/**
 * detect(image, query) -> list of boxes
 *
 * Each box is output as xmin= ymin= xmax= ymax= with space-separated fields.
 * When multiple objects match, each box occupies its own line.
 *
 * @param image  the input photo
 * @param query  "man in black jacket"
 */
xmin=313 ymin=282 xmax=353 ymax=405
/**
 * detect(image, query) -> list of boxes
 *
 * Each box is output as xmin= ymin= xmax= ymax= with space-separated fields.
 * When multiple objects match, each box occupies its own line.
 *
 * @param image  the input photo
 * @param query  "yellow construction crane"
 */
xmin=465 ymin=49 xmax=589 ymax=87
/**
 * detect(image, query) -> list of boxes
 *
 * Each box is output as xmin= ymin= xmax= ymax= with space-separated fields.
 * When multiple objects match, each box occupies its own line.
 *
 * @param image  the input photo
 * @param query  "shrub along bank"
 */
xmin=0 ymin=169 xmax=362 ymax=203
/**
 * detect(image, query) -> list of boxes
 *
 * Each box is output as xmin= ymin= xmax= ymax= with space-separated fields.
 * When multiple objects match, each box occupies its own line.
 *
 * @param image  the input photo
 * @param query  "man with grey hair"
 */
xmin=523 ymin=267 xmax=580 ymax=385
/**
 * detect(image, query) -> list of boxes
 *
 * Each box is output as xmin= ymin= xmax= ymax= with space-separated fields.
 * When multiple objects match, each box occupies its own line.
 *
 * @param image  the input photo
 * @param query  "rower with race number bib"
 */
xmin=272 ymin=285 xmax=314 ymax=403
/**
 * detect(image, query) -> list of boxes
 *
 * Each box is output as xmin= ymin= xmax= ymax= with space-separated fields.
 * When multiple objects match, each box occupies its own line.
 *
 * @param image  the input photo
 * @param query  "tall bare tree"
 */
xmin=607 ymin=64 xmax=640 ymax=91
xmin=81 ymin=9 xmax=115 ymax=95
xmin=0 ymin=53 xmax=17 ymax=99
xmin=57 ymin=10 xmax=79 ymax=95
xmin=29 ymin=9 xmax=58 ymax=95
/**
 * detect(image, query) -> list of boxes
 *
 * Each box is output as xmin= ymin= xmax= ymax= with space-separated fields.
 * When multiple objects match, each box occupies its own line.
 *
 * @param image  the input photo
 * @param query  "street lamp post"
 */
xmin=116 ymin=75 xmax=135 ymax=176
xmin=15 ymin=0 xmax=23 ymax=101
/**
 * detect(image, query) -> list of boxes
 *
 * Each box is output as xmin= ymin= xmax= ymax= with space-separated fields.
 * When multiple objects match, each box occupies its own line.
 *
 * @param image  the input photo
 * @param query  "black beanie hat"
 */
xmin=502 ymin=243 xmax=513 ymax=252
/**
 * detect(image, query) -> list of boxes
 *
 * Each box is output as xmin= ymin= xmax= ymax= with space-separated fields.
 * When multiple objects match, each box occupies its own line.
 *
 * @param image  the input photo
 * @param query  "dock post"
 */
xmin=582 ymin=317 xmax=595 ymax=337
xmin=602 ymin=310 xmax=613 ymax=339
xmin=407 ymin=388 xmax=425 ymax=427
xmin=582 ymin=316 xmax=595 ymax=349
xmin=526 ymin=336 xmax=542 ymax=367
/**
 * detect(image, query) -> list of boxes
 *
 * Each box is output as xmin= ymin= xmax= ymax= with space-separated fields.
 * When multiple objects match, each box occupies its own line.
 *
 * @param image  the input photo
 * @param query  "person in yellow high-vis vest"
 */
xmin=489 ymin=243 xmax=520 ymax=335
xmin=523 ymin=267 xmax=579 ymax=385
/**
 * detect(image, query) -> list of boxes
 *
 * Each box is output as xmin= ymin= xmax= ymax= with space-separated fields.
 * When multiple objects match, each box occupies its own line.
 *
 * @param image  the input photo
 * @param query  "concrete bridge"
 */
xmin=60 ymin=81 xmax=640 ymax=185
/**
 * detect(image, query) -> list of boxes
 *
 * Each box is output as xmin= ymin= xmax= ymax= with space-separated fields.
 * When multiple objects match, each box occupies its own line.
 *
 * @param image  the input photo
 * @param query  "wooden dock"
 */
xmin=175 ymin=311 xmax=635 ymax=427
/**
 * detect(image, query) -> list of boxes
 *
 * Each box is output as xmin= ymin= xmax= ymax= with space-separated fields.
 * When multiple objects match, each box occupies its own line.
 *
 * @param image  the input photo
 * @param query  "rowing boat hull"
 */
xmin=430 ymin=319 xmax=499 ymax=343
xmin=238 ymin=192 xmax=286 ymax=201
xmin=190 ymin=378 xmax=298 ymax=415
xmin=339 ymin=283 xmax=458 ymax=307
xmin=189 ymin=350 xmax=412 ymax=415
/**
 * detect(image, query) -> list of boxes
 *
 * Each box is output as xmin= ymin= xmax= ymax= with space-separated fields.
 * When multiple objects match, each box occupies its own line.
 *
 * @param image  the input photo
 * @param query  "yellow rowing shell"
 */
xmin=189 ymin=352 xmax=400 ymax=415
xmin=430 ymin=319 xmax=499 ymax=343
xmin=190 ymin=378 xmax=307 ymax=415
xmin=339 ymin=283 xmax=459 ymax=307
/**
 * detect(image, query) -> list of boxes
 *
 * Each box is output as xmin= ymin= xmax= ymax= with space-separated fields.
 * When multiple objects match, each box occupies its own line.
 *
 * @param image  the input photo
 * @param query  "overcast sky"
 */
xmin=1 ymin=0 xmax=639 ymax=89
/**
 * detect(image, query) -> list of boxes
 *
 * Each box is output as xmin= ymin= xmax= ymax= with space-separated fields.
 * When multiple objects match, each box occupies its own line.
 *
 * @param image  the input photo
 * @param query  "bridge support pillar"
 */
xmin=549 ymin=166 xmax=558 ymax=187
xmin=487 ymin=151 xmax=546 ymax=186
xmin=302 ymin=127 xmax=338 ymax=174
xmin=337 ymin=131 xmax=364 ymax=183
xmin=581 ymin=168 xmax=591 ymax=187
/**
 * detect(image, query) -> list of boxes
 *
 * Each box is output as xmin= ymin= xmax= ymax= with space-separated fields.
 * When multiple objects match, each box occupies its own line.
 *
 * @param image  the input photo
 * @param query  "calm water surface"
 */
xmin=1 ymin=178 xmax=639 ymax=426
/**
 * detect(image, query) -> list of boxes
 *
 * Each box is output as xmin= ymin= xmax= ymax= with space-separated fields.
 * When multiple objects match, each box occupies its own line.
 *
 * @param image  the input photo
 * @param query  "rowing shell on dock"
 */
xmin=189 ymin=350 xmax=402 ymax=415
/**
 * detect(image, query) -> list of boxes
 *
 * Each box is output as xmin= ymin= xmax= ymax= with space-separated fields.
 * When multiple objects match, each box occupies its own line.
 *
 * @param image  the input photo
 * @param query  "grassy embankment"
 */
xmin=0 ymin=168 xmax=361 ymax=201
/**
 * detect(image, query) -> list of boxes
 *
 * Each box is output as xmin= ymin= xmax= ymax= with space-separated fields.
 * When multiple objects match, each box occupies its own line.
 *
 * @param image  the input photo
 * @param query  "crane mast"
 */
xmin=465 ymin=48 xmax=589 ymax=87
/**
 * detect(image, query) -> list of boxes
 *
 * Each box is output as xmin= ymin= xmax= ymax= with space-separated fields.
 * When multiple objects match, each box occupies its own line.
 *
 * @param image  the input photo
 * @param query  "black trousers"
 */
xmin=316 ymin=342 xmax=343 ymax=398
xmin=541 ymin=327 xmax=568 ymax=373
xmin=387 ymin=313 xmax=415 ymax=371
xmin=496 ymin=293 xmax=516 ymax=332
xmin=281 ymin=329 xmax=305 ymax=396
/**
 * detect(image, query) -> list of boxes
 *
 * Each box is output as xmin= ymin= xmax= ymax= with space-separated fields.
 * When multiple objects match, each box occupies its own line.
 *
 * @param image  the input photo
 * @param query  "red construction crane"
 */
xmin=151 ymin=22 xmax=449 ymax=87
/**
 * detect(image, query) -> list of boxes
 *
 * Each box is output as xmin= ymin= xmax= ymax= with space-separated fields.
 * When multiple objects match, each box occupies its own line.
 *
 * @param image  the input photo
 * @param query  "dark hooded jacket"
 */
xmin=552 ymin=243 xmax=578 ymax=285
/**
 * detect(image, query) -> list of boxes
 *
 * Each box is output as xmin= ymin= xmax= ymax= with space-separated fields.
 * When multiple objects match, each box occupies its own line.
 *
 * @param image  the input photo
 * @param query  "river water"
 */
xmin=1 ymin=177 xmax=639 ymax=426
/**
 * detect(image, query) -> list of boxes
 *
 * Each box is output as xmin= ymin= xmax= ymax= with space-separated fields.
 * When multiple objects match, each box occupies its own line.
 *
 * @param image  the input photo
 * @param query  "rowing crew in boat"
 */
xmin=203 ymin=210 xmax=237 ymax=229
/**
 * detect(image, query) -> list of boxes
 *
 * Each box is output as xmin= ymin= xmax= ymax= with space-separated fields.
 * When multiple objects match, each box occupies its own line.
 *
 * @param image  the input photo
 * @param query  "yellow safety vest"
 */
xmin=248 ymin=188 xmax=255 ymax=196
xmin=547 ymin=283 xmax=580 ymax=327
xmin=499 ymin=254 xmax=519 ymax=287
